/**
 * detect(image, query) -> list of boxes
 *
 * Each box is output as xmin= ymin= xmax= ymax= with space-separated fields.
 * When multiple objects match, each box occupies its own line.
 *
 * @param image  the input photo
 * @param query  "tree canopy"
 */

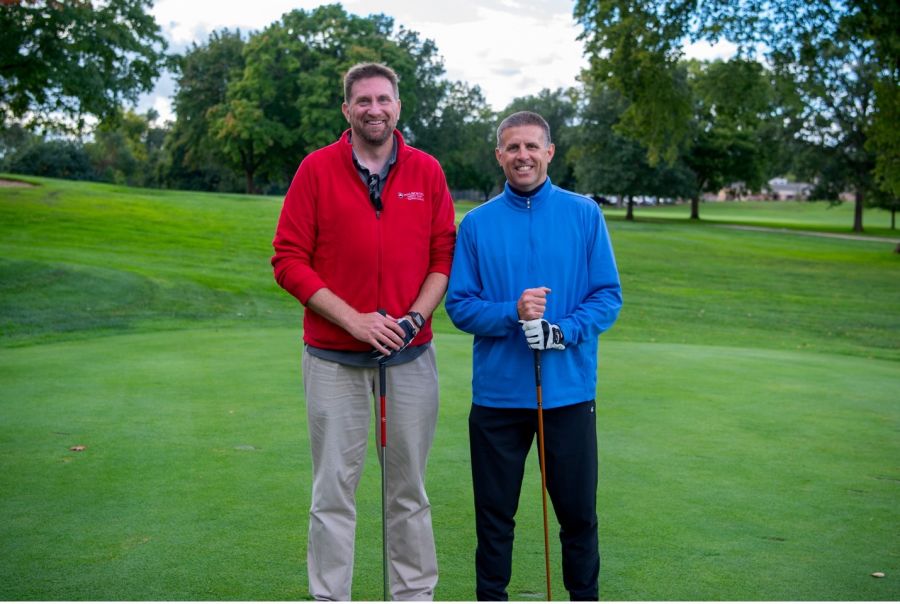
xmin=0 ymin=0 xmax=168 ymax=132
xmin=183 ymin=4 xmax=447 ymax=193
xmin=574 ymin=0 xmax=898 ymax=230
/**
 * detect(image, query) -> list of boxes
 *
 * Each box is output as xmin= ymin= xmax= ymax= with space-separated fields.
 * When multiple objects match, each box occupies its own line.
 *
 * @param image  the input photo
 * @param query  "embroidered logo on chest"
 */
xmin=397 ymin=191 xmax=425 ymax=202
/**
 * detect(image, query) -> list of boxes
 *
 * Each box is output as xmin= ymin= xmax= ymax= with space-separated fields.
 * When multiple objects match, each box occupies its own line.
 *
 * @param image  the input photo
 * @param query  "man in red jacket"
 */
xmin=272 ymin=62 xmax=456 ymax=601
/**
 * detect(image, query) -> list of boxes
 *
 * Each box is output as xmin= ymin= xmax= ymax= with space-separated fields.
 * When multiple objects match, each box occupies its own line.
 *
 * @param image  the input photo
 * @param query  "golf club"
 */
xmin=533 ymin=349 xmax=552 ymax=600
xmin=379 ymin=358 xmax=389 ymax=601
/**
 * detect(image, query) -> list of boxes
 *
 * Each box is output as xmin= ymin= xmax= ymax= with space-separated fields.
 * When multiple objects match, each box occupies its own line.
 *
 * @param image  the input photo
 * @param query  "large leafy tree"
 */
xmin=0 ymin=0 xmax=168 ymax=132
xmin=208 ymin=3 xmax=446 ymax=193
xmin=165 ymin=29 xmax=245 ymax=193
xmin=416 ymin=82 xmax=498 ymax=200
xmin=772 ymin=15 xmax=881 ymax=232
xmin=853 ymin=0 xmax=900 ymax=201
xmin=570 ymin=78 xmax=693 ymax=220
xmin=682 ymin=59 xmax=774 ymax=218
xmin=573 ymin=1 xmax=694 ymax=166
xmin=574 ymin=0 xmax=895 ymax=232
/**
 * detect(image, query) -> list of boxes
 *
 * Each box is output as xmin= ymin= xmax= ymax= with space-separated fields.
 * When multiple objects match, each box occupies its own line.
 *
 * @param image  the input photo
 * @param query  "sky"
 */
xmin=139 ymin=0 xmax=736 ymax=122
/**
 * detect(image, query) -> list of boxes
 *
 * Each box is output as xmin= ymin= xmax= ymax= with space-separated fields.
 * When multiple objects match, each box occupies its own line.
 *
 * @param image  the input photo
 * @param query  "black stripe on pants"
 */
xmin=469 ymin=401 xmax=600 ymax=601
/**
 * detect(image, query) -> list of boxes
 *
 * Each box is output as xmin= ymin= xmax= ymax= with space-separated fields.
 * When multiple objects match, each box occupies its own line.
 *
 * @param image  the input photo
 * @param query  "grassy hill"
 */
xmin=1 ymin=175 xmax=898 ymax=600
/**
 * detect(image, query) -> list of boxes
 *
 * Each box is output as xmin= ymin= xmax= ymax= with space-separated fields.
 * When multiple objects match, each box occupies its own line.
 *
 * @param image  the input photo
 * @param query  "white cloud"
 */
xmin=683 ymin=39 xmax=739 ymax=62
xmin=392 ymin=4 xmax=586 ymax=109
xmin=151 ymin=0 xmax=321 ymax=46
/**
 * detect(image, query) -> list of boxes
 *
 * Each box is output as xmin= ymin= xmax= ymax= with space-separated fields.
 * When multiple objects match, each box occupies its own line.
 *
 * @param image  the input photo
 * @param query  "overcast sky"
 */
xmin=140 ymin=0 xmax=735 ymax=121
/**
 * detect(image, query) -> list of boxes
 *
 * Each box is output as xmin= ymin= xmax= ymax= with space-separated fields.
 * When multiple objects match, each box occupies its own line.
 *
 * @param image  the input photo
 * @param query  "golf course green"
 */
xmin=1 ymin=175 xmax=897 ymax=600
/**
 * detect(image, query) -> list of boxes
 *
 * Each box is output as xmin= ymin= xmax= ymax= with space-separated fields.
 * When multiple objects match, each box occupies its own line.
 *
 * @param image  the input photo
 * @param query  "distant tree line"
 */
xmin=1 ymin=1 xmax=897 ymax=230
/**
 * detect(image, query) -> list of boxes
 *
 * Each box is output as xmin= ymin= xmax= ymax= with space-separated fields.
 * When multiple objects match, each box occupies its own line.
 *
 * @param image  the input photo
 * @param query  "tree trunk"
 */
xmin=691 ymin=195 xmax=700 ymax=220
xmin=626 ymin=195 xmax=634 ymax=221
xmin=891 ymin=208 xmax=895 ymax=230
xmin=853 ymin=190 xmax=864 ymax=233
xmin=245 ymin=169 xmax=256 ymax=195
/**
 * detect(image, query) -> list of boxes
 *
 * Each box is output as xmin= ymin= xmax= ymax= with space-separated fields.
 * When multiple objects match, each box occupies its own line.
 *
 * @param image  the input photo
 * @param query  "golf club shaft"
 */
xmin=380 ymin=361 xmax=389 ymax=601
xmin=534 ymin=349 xmax=552 ymax=601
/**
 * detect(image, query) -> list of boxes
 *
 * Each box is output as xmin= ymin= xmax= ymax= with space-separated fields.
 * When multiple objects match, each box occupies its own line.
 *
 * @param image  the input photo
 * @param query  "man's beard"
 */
xmin=355 ymin=124 xmax=394 ymax=147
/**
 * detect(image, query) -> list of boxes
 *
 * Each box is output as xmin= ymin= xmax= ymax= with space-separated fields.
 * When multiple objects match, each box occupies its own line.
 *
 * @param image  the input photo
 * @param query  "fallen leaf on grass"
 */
xmin=69 ymin=445 xmax=86 ymax=452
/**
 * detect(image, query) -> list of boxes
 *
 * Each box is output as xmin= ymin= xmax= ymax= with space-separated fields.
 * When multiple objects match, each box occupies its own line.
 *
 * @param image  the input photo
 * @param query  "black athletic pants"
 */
xmin=469 ymin=401 xmax=600 ymax=601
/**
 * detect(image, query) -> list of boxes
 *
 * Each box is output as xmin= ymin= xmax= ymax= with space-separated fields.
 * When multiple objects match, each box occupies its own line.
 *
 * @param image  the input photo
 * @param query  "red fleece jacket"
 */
xmin=272 ymin=130 xmax=456 ymax=351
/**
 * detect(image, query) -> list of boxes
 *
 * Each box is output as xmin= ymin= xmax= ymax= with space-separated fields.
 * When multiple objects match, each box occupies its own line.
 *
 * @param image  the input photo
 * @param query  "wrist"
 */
xmin=406 ymin=310 xmax=425 ymax=331
xmin=552 ymin=324 xmax=565 ymax=346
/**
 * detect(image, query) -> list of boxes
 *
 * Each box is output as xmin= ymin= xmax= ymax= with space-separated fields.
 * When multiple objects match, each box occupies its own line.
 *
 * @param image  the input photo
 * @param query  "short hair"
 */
xmin=343 ymin=63 xmax=400 ymax=103
xmin=496 ymin=111 xmax=552 ymax=148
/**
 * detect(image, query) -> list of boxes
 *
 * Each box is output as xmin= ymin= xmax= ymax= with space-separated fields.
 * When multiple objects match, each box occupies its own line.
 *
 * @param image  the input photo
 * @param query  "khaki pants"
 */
xmin=302 ymin=346 xmax=439 ymax=601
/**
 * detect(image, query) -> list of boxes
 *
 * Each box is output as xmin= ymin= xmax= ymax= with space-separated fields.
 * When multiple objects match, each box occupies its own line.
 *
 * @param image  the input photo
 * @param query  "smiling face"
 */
xmin=495 ymin=124 xmax=555 ymax=193
xmin=342 ymin=75 xmax=401 ymax=148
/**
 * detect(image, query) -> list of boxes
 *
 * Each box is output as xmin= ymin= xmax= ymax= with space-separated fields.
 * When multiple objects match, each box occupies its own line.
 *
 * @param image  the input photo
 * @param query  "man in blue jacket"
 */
xmin=445 ymin=111 xmax=622 ymax=601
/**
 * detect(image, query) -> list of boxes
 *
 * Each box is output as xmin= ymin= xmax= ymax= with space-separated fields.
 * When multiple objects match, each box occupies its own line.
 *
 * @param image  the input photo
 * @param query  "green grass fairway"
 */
xmin=604 ymin=198 xmax=899 ymax=238
xmin=2 ymin=175 xmax=898 ymax=600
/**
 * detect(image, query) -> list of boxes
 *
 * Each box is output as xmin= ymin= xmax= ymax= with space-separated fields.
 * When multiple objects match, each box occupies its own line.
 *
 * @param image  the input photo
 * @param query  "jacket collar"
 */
xmin=502 ymin=177 xmax=553 ymax=210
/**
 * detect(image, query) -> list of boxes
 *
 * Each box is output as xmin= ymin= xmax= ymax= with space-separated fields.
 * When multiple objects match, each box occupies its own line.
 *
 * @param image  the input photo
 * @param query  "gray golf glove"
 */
xmin=371 ymin=316 xmax=417 ymax=361
xmin=519 ymin=319 xmax=565 ymax=350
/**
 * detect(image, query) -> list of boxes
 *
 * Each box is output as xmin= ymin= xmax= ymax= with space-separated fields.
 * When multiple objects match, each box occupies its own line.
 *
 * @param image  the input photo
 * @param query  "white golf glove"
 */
xmin=519 ymin=319 xmax=565 ymax=350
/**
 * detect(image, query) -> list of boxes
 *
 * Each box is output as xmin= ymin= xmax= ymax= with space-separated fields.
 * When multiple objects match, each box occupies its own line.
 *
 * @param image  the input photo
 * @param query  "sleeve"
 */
xmin=426 ymin=161 xmax=457 ymax=276
xmin=271 ymin=159 xmax=327 ymax=305
xmin=445 ymin=215 xmax=520 ymax=336
xmin=556 ymin=207 xmax=622 ymax=345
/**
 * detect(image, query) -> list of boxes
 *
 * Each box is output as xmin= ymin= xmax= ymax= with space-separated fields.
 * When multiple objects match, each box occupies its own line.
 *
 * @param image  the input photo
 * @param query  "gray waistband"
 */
xmin=305 ymin=342 xmax=429 ymax=367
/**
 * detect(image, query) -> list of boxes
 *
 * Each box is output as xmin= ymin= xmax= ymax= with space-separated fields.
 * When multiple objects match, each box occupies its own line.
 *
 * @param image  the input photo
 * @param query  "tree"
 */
xmin=851 ymin=0 xmax=900 ymax=200
xmin=165 ymin=29 xmax=246 ymax=193
xmin=88 ymin=109 xmax=167 ymax=187
xmin=416 ymin=82 xmax=498 ymax=200
xmin=207 ymin=4 xmax=447 ymax=193
xmin=682 ymin=59 xmax=774 ymax=219
xmin=774 ymin=19 xmax=880 ymax=231
xmin=867 ymin=187 xmax=899 ymax=230
xmin=573 ymin=1 xmax=693 ymax=166
xmin=209 ymin=99 xmax=284 ymax=194
xmin=0 ymin=0 xmax=168 ymax=132
xmin=569 ymin=79 xmax=693 ymax=220
xmin=574 ymin=0 xmax=895 ymax=232
xmin=866 ymin=79 xmax=900 ymax=199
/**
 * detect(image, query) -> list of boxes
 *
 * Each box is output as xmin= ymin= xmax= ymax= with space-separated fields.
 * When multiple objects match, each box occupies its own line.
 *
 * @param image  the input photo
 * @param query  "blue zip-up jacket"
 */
xmin=445 ymin=179 xmax=622 ymax=409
